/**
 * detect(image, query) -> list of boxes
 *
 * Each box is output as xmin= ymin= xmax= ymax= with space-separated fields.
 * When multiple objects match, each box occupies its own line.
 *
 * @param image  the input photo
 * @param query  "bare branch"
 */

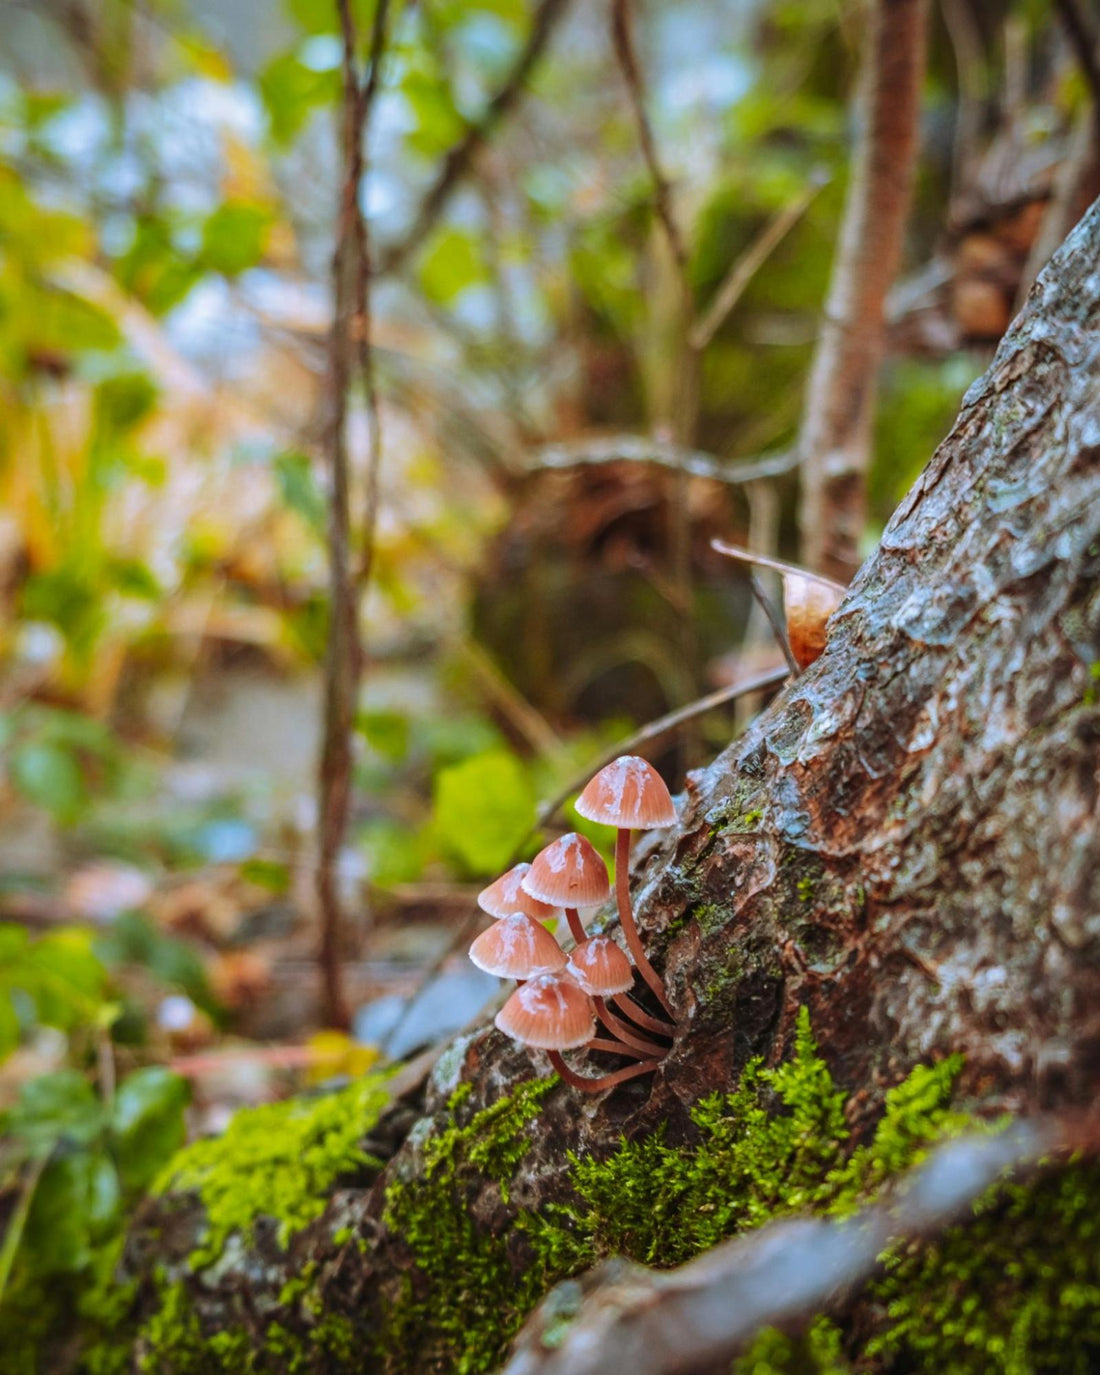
xmin=504 ymin=1118 xmax=1089 ymax=1375
xmin=528 ymin=435 xmax=799 ymax=486
xmin=316 ymin=0 xmax=390 ymax=1030
xmin=376 ymin=0 xmax=570 ymax=277
xmin=610 ymin=0 xmax=689 ymax=281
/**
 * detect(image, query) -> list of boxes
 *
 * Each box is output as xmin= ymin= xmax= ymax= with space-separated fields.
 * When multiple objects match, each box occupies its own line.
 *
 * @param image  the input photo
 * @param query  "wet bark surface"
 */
xmin=120 ymin=199 xmax=1100 ymax=1365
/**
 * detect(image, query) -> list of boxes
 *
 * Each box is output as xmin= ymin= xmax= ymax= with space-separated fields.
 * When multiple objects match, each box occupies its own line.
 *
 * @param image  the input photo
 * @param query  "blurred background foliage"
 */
xmin=0 ymin=0 xmax=1093 ymax=1356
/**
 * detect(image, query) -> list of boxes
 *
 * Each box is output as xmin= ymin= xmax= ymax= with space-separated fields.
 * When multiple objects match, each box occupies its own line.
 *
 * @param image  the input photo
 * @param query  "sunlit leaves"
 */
xmin=418 ymin=226 xmax=490 ymax=306
xmin=201 ymin=201 xmax=274 ymax=277
xmin=259 ymin=51 xmax=340 ymax=146
xmin=108 ymin=1067 xmax=190 ymax=1191
xmin=433 ymin=749 xmax=536 ymax=876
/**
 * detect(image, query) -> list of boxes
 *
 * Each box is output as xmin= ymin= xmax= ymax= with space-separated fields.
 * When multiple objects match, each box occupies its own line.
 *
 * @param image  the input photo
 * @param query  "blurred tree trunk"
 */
xmin=798 ymin=0 xmax=929 ymax=581
xmin=119 ymin=199 xmax=1100 ymax=1370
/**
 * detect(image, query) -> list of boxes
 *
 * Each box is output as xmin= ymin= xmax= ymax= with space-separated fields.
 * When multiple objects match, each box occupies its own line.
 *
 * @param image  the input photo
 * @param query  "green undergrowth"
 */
xmin=371 ymin=1011 xmax=969 ymax=1374
xmin=153 ymin=1071 xmax=391 ymax=1268
xmin=78 ymin=1015 xmax=1100 ymax=1375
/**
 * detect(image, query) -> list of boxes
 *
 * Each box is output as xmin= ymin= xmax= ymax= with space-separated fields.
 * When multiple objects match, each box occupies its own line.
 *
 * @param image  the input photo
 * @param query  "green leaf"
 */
xmin=359 ymin=818 xmax=427 ymax=889
xmin=109 ymin=1067 xmax=189 ymax=1190
xmin=274 ymin=449 xmax=326 ymax=533
xmin=6 ymin=1071 xmax=103 ymax=1157
xmin=418 ymin=227 xmax=488 ymax=306
xmin=23 ymin=1150 xmax=120 ymax=1274
xmin=433 ymin=749 xmax=536 ymax=877
xmin=0 ymin=989 xmax=19 ymax=1062
xmin=23 ymin=929 xmax=107 ymax=1030
xmin=200 ymin=201 xmax=273 ymax=277
xmin=358 ymin=709 xmax=410 ymax=763
xmin=8 ymin=740 xmax=84 ymax=821
xmin=259 ymin=52 xmax=340 ymax=145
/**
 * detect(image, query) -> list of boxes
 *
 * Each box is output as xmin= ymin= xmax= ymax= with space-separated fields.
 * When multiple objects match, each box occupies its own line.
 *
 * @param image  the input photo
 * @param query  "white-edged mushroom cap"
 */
xmin=566 ymin=935 xmax=634 ymax=996
xmin=522 ymin=833 xmax=611 ymax=908
xmin=574 ymin=756 xmax=676 ymax=829
xmin=494 ymin=973 xmax=596 ymax=1049
xmin=468 ymin=913 xmax=566 ymax=980
xmin=478 ymin=863 xmax=561 ymax=921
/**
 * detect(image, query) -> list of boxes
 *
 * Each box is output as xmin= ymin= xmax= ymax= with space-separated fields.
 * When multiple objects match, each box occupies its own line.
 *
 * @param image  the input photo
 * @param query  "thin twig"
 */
xmin=610 ymin=0 xmax=689 ymax=277
xmin=354 ymin=0 xmax=391 ymax=590
xmin=535 ymin=665 xmax=790 ymax=828
xmin=748 ymin=573 xmax=800 ymax=676
xmin=376 ymin=0 xmax=570 ymax=277
xmin=316 ymin=0 xmax=387 ymax=1030
xmin=689 ymin=171 xmax=829 ymax=350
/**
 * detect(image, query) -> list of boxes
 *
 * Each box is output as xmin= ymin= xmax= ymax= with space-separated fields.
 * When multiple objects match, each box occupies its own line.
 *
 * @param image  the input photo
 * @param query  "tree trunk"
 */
xmin=113 ymin=200 xmax=1100 ymax=1372
xmin=798 ymin=0 xmax=928 ymax=581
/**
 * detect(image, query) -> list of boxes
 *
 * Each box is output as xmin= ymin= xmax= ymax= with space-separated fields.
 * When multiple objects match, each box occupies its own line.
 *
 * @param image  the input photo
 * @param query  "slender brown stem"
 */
xmin=593 ymin=998 xmax=667 ymax=1056
xmin=588 ymin=1037 xmax=651 ymax=1058
xmin=615 ymin=828 xmax=673 ymax=1015
xmin=565 ymin=908 xmax=586 ymax=944
xmin=748 ymin=572 xmax=800 ymax=677
xmin=548 ymin=1049 xmax=660 ymax=1093
xmin=612 ymin=993 xmax=674 ymax=1036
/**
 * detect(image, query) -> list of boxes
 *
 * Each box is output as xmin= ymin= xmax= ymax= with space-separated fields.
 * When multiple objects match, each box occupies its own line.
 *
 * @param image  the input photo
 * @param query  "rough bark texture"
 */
xmin=117 ymin=200 xmax=1100 ymax=1370
xmin=798 ymin=0 xmax=928 ymax=580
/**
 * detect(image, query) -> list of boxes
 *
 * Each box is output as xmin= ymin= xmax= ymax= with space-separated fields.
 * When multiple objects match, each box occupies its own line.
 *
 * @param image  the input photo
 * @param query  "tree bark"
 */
xmin=118 ymin=199 xmax=1100 ymax=1369
xmin=798 ymin=0 xmax=928 ymax=581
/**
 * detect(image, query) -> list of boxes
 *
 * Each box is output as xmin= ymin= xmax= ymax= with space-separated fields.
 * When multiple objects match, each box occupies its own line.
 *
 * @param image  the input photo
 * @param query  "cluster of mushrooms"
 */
xmin=468 ymin=754 xmax=678 ymax=1093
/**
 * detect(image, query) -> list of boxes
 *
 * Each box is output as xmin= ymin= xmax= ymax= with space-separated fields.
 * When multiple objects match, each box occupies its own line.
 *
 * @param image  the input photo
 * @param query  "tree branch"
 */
xmin=797 ymin=0 xmax=929 ymax=580
xmin=528 ymin=435 xmax=799 ymax=486
xmin=376 ymin=0 xmax=570 ymax=277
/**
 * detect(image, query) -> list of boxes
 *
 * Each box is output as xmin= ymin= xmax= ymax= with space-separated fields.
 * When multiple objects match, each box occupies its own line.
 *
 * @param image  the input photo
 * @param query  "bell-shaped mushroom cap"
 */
xmin=522 ymin=832 xmax=611 ymax=908
xmin=782 ymin=573 xmax=844 ymax=670
xmin=566 ymin=936 xmax=634 ymax=996
xmin=478 ymin=863 xmax=560 ymax=921
xmin=495 ymin=973 xmax=596 ymax=1049
xmin=468 ymin=913 xmax=566 ymax=980
xmin=574 ymin=755 xmax=677 ymax=829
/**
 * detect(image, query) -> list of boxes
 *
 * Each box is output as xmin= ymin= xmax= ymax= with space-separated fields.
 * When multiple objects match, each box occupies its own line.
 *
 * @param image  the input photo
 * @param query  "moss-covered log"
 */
xmin=96 ymin=199 xmax=1100 ymax=1373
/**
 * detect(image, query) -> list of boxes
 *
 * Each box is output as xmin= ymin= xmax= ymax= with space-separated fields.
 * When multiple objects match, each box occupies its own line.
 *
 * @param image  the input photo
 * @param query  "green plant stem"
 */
xmin=0 ymin=1155 xmax=47 ymax=1305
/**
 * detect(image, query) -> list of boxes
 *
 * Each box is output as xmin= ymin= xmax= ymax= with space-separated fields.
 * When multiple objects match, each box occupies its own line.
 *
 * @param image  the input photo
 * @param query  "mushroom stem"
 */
xmin=587 ymin=1037 xmax=654 ymax=1057
xmin=565 ymin=908 xmax=586 ymax=944
xmin=614 ymin=828 xmax=673 ymax=1015
xmin=548 ymin=1049 xmax=660 ymax=1093
xmin=612 ymin=993 xmax=674 ymax=1036
xmin=593 ymin=998 xmax=667 ymax=1056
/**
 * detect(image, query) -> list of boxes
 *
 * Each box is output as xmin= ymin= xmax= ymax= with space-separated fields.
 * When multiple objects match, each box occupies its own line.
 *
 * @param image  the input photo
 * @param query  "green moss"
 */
xmin=735 ymin=1316 xmax=852 ymax=1374
xmin=522 ymin=1011 xmax=964 ymax=1276
xmin=155 ymin=1073 xmax=391 ymax=1268
xmin=797 ymin=875 xmax=815 ymax=902
xmin=375 ymin=1076 xmax=558 ymax=1373
xmin=869 ymin=1160 xmax=1100 ymax=1372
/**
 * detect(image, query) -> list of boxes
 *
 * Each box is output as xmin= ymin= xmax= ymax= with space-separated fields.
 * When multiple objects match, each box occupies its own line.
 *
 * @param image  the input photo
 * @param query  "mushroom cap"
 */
xmin=782 ymin=573 xmax=844 ymax=670
xmin=574 ymin=755 xmax=677 ymax=829
xmin=468 ymin=913 xmax=566 ymax=980
xmin=522 ymin=832 xmax=611 ymax=908
xmin=478 ymin=863 xmax=561 ymax=922
xmin=495 ymin=973 xmax=596 ymax=1049
xmin=566 ymin=936 xmax=634 ymax=996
